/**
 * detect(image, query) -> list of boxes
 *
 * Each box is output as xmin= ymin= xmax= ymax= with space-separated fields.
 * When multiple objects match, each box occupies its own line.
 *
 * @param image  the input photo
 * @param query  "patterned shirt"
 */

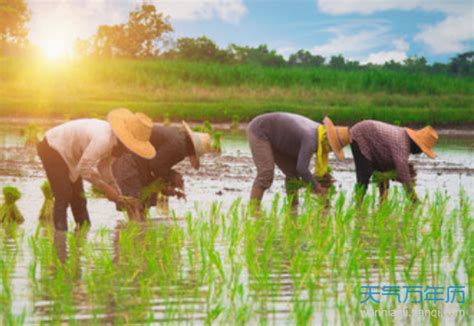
xmin=350 ymin=120 xmax=412 ymax=186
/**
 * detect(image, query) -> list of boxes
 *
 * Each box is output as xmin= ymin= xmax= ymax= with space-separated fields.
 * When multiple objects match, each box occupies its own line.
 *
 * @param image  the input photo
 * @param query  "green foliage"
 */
xmin=0 ymin=190 xmax=471 ymax=323
xmin=211 ymin=131 xmax=223 ymax=153
xmin=449 ymin=51 xmax=474 ymax=76
xmin=166 ymin=36 xmax=230 ymax=63
xmin=194 ymin=120 xmax=214 ymax=133
xmin=76 ymin=4 xmax=172 ymax=58
xmin=23 ymin=123 xmax=42 ymax=146
xmin=0 ymin=0 xmax=29 ymax=55
xmin=288 ymin=49 xmax=325 ymax=67
xmin=0 ymin=186 xmax=24 ymax=224
xmin=163 ymin=112 xmax=170 ymax=126
xmin=329 ymin=54 xmax=346 ymax=69
xmin=39 ymin=181 xmax=54 ymax=224
xmin=230 ymin=114 xmax=240 ymax=132
xmin=1 ymin=57 xmax=473 ymax=124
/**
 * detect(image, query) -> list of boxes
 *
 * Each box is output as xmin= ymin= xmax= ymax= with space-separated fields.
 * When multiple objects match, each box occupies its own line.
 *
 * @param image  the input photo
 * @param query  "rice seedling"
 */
xmin=0 ymin=186 xmax=470 ymax=324
xmin=23 ymin=123 xmax=42 ymax=147
xmin=0 ymin=186 xmax=24 ymax=224
xmin=211 ymin=131 xmax=223 ymax=153
xmin=38 ymin=181 xmax=54 ymax=224
xmin=163 ymin=112 xmax=171 ymax=126
xmin=230 ymin=114 xmax=240 ymax=133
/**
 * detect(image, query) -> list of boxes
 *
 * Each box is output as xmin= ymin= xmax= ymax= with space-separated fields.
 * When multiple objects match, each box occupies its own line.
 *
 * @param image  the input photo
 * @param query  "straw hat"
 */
xmin=405 ymin=126 xmax=438 ymax=159
xmin=182 ymin=121 xmax=213 ymax=169
xmin=323 ymin=116 xmax=352 ymax=161
xmin=107 ymin=108 xmax=156 ymax=159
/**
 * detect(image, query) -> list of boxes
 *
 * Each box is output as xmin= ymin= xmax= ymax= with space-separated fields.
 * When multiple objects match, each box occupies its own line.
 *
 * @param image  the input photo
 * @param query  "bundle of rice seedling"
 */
xmin=211 ymin=132 xmax=223 ymax=153
xmin=230 ymin=114 xmax=240 ymax=133
xmin=0 ymin=186 xmax=24 ymax=224
xmin=163 ymin=113 xmax=171 ymax=126
xmin=24 ymin=123 xmax=42 ymax=147
xmin=39 ymin=181 xmax=54 ymax=224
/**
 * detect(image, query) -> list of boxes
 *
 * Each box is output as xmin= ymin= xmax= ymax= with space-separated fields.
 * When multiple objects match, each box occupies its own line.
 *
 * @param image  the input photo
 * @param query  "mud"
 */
xmin=0 ymin=119 xmax=473 ymax=233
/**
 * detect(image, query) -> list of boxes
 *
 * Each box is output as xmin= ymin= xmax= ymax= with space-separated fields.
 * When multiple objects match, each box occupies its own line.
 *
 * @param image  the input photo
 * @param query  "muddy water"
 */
xmin=0 ymin=119 xmax=473 ymax=323
xmin=0 ymin=120 xmax=473 ymax=232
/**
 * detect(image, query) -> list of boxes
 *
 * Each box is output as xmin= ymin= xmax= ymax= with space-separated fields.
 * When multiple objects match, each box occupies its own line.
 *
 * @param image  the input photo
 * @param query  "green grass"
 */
xmin=1 ymin=189 xmax=472 ymax=324
xmin=0 ymin=56 xmax=473 ymax=125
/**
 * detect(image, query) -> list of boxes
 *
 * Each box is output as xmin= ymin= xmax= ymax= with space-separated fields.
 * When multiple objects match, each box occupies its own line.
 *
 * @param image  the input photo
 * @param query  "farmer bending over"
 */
xmin=37 ymin=108 xmax=156 ymax=231
xmin=350 ymin=120 xmax=438 ymax=202
xmin=113 ymin=121 xmax=216 ymax=220
xmin=247 ymin=112 xmax=351 ymax=211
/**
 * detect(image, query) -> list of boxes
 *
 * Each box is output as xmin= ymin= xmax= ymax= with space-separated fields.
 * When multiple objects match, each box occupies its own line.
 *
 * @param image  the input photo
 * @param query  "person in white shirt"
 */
xmin=37 ymin=108 xmax=156 ymax=231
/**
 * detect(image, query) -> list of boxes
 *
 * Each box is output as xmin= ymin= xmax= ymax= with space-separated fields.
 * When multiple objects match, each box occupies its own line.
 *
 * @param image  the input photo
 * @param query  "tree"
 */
xmin=226 ymin=44 xmax=285 ymax=66
xmin=448 ymin=51 xmax=474 ymax=77
xmin=430 ymin=62 xmax=448 ymax=74
xmin=329 ymin=54 xmax=345 ymax=69
xmin=82 ymin=4 xmax=172 ymax=58
xmin=288 ymin=49 xmax=325 ymax=67
xmin=0 ymin=0 xmax=30 ymax=55
xmin=384 ymin=60 xmax=402 ymax=71
xmin=166 ymin=36 xmax=230 ymax=63
xmin=403 ymin=56 xmax=427 ymax=73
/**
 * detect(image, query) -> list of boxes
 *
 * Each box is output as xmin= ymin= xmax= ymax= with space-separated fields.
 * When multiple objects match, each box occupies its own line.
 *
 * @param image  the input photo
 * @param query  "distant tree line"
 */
xmin=1 ymin=2 xmax=473 ymax=77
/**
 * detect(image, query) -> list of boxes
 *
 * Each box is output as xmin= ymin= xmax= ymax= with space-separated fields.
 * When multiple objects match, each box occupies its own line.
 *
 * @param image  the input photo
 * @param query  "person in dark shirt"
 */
xmin=350 ymin=120 xmax=438 ymax=202
xmin=247 ymin=112 xmax=351 ymax=211
xmin=113 ymin=121 xmax=215 ymax=219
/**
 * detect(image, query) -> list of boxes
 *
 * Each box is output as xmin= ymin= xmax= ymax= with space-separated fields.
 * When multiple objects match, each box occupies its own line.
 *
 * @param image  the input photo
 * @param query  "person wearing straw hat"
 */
xmin=247 ymin=112 xmax=351 ymax=211
xmin=349 ymin=120 xmax=438 ymax=202
xmin=112 ymin=120 xmax=216 ymax=218
xmin=37 ymin=108 xmax=156 ymax=231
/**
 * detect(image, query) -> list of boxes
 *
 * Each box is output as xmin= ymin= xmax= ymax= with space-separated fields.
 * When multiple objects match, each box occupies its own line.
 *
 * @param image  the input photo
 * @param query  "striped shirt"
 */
xmin=350 ymin=120 xmax=412 ymax=186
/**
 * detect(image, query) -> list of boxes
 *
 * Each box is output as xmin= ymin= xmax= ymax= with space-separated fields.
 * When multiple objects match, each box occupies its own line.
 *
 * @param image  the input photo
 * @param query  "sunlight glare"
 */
xmin=36 ymin=24 xmax=74 ymax=60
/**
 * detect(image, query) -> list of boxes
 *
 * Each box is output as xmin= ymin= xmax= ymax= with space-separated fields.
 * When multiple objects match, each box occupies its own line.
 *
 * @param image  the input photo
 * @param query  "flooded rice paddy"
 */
xmin=0 ymin=119 xmax=472 ymax=324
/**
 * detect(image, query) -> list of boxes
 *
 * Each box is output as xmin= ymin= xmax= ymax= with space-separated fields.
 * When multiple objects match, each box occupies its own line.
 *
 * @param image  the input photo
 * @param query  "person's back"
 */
xmin=350 ymin=120 xmax=409 ymax=168
xmin=249 ymin=112 xmax=319 ymax=157
xmin=45 ymin=119 xmax=115 ymax=181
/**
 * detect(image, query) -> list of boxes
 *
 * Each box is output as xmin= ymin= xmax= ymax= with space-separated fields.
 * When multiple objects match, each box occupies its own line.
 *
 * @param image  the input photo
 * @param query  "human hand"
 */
xmin=117 ymin=196 xmax=140 ymax=208
xmin=313 ymin=184 xmax=327 ymax=197
xmin=169 ymin=170 xmax=184 ymax=189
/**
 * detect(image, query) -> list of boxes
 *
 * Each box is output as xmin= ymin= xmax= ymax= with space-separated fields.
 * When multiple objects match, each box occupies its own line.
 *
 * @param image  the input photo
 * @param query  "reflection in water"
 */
xmin=0 ymin=122 xmax=473 ymax=324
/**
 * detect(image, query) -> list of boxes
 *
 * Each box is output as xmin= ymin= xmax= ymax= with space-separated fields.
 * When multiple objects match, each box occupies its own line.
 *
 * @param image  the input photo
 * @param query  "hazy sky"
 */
xmin=28 ymin=0 xmax=474 ymax=63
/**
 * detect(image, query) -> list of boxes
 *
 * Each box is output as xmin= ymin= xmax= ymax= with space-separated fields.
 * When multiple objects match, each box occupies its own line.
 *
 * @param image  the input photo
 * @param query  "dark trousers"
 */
xmin=37 ymin=138 xmax=90 ymax=231
xmin=351 ymin=141 xmax=390 ymax=199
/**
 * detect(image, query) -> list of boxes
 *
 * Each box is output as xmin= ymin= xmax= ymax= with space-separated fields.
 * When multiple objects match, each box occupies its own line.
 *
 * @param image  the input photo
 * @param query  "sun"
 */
xmin=35 ymin=23 xmax=74 ymax=60
xmin=38 ymin=34 xmax=73 ymax=60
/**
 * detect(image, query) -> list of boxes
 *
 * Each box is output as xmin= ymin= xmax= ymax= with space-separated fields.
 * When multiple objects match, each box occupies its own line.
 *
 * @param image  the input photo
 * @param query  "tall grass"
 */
xmin=0 ymin=57 xmax=472 ymax=124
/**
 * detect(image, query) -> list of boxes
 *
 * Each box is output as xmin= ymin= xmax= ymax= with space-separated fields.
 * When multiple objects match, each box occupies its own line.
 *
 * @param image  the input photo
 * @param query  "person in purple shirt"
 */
xmin=247 ymin=112 xmax=351 ymax=211
xmin=350 ymin=120 xmax=438 ymax=202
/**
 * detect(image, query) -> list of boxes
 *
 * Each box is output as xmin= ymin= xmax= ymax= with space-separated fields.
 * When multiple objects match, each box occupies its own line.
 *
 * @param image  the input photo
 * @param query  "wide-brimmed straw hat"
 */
xmin=323 ymin=116 xmax=352 ymax=161
xmin=405 ymin=126 xmax=438 ymax=159
xmin=107 ymin=108 xmax=156 ymax=159
xmin=182 ymin=121 xmax=213 ymax=169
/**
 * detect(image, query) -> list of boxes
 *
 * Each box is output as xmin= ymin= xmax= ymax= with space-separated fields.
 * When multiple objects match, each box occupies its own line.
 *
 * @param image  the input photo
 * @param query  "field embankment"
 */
xmin=0 ymin=57 xmax=473 ymax=125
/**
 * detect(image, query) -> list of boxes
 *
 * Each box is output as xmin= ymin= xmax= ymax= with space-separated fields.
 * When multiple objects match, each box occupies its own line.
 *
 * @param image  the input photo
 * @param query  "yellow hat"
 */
xmin=107 ymin=108 xmax=156 ymax=159
xmin=182 ymin=121 xmax=213 ymax=170
xmin=405 ymin=126 xmax=438 ymax=159
xmin=323 ymin=116 xmax=352 ymax=161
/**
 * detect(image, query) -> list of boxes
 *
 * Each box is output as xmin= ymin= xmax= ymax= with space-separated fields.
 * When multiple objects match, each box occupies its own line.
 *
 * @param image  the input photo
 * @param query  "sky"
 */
xmin=28 ymin=0 xmax=474 ymax=63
